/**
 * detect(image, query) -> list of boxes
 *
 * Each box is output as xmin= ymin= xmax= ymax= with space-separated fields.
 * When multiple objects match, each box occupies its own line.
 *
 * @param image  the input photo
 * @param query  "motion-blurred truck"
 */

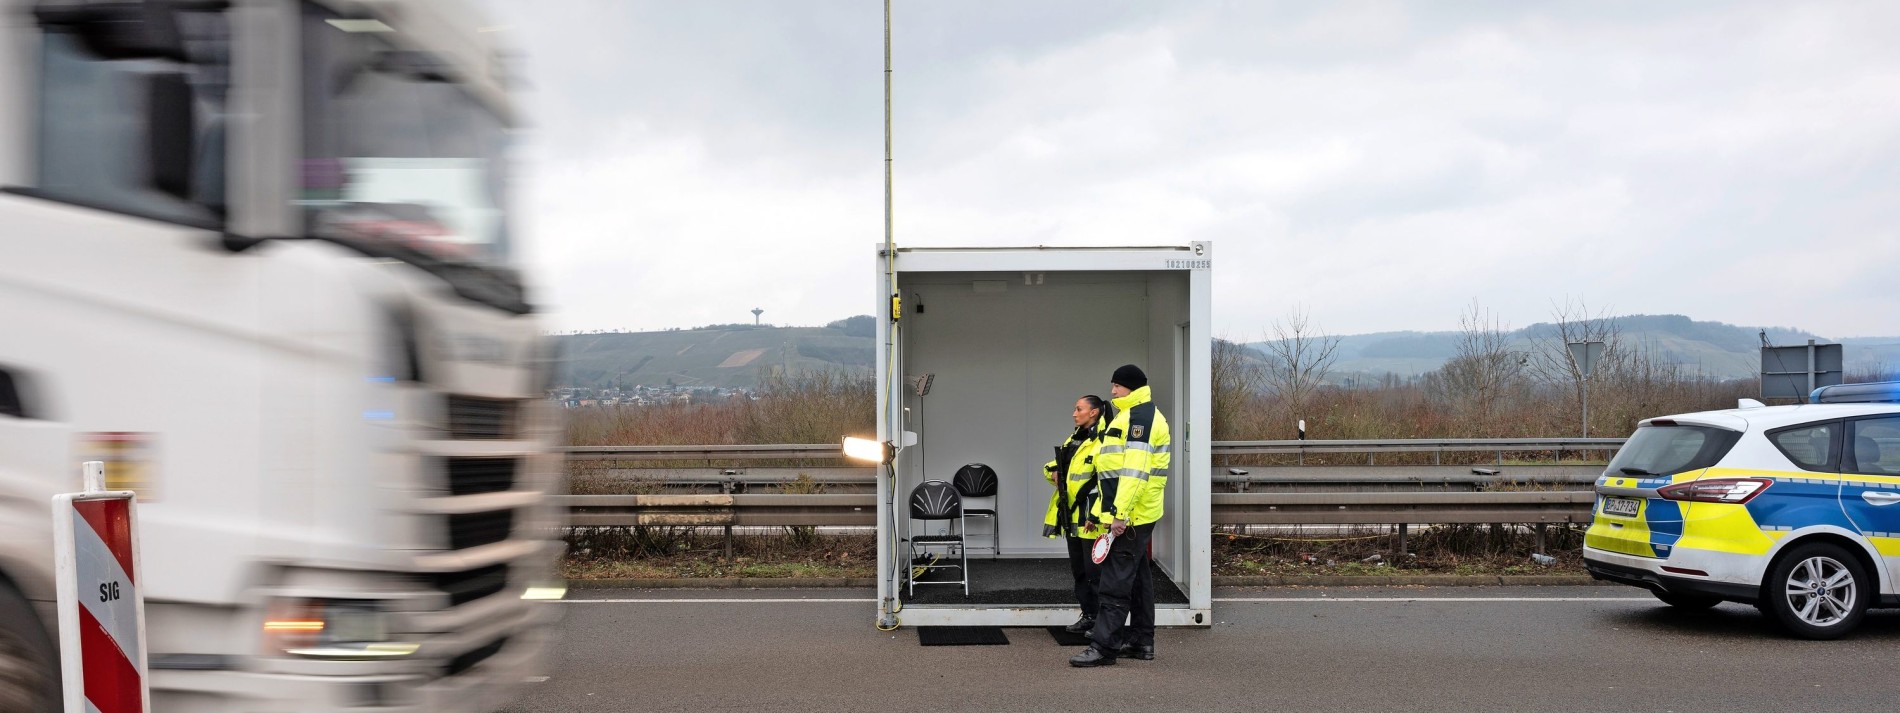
xmin=0 ymin=0 xmax=563 ymax=710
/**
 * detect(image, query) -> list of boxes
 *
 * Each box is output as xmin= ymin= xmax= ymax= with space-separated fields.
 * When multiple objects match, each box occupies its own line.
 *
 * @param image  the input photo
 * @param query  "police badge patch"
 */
xmin=1131 ymin=425 xmax=1144 ymax=439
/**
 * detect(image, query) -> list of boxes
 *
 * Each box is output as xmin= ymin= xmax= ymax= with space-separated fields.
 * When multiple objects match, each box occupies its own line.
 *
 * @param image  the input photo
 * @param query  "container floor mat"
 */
xmin=1046 ymin=627 xmax=1093 ymax=647
xmin=903 ymin=558 xmax=1187 ymax=606
xmin=917 ymin=626 xmax=1010 ymax=646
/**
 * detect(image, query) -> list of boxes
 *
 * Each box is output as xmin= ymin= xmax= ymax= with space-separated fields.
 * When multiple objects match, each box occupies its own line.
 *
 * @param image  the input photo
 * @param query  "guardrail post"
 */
xmin=721 ymin=480 xmax=736 ymax=560
xmin=1535 ymin=524 xmax=1547 ymax=554
xmin=1396 ymin=523 xmax=1407 ymax=557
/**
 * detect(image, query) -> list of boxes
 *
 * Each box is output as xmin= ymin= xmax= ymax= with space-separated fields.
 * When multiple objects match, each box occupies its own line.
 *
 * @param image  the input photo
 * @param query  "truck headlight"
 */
xmin=262 ymin=599 xmax=419 ymax=659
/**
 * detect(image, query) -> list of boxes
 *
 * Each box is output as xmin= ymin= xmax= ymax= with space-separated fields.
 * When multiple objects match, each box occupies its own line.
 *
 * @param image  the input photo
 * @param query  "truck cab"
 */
xmin=0 ymin=1 xmax=562 ymax=710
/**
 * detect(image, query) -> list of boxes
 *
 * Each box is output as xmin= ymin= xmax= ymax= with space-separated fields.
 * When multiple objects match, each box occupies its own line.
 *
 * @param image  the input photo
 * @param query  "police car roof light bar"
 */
xmin=1810 ymin=380 xmax=1900 ymax=405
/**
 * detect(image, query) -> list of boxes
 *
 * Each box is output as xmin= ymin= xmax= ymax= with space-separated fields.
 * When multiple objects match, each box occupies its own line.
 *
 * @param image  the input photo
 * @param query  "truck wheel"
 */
xmin=1760 ymin=542 xmax=1869 ymax=640
xmin=0 ymin=581 xmax=59 ymax=713
xmin=1652 ymin=590 xmax=1722 ymax=611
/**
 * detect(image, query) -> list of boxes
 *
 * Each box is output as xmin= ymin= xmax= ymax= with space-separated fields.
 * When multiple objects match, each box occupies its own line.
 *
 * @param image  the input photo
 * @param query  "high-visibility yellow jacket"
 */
xmin=1092 ymin=385 xmax=1171 ymax=527
xmin=1042 ymin=416 xmax=1108 ymax=539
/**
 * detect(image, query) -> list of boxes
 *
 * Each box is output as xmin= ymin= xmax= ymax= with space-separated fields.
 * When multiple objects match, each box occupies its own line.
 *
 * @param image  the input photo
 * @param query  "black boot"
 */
xmin=1068 ymin=647 xmax=1116 ymax=667
xmin=1064 ymin=616 xmax=1094 ymax=634
xmin=1117 ymin=643 xmax=1155 ymax=661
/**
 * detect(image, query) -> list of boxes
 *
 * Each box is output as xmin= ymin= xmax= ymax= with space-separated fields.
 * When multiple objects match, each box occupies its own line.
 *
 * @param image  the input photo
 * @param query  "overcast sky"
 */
xmin=483 ymin=0 xmax=1900 ymax=339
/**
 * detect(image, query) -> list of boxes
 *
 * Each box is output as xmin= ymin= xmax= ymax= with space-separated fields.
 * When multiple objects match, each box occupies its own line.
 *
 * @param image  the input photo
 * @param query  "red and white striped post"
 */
xmin=52 ymin=461 xmax=149 ymax=713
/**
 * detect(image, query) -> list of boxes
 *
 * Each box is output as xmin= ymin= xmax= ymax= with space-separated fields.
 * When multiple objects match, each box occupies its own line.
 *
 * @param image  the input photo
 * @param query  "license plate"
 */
xmin=1603 ymin=497 xmax=1641 ymax=518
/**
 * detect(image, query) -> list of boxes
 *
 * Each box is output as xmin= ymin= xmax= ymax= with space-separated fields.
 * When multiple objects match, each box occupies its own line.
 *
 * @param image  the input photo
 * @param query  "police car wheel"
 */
xmin=1651 ymin=590 xmax=1722 ymax=611
xmin=0 ymin=581 xmax=59 ymax=713
xmin=1761 ymin=543 xmax=1869 ymax=640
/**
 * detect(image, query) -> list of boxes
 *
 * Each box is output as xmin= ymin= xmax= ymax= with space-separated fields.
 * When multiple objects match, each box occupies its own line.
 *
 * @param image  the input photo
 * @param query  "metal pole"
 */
xmin=883 ymin=0 xmax=893 ymax=261
xmin=876 ymin=0 xmax=898 ymax=631
xmin=1581 ymin=379 xmax=1589 ymax=438
xmin=1807 ymin=339 xmax=1816 ymax=396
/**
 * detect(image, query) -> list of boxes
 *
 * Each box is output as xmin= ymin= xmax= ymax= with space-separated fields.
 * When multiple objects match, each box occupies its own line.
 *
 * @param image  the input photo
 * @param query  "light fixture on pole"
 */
xmin=843 ymin=436 xmax=890 ymax=464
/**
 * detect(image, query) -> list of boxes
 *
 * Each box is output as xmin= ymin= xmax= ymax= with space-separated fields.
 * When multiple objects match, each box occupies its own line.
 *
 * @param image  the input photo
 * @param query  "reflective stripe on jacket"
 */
xmin=1092 ymin=385 xmax=1171 ymax=527
xmin=1043 ymin=416 xmax=1107 ymax=539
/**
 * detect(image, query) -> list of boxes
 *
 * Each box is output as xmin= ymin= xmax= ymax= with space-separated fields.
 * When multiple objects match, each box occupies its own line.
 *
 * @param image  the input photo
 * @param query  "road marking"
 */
xmin=553 ymin=596 xmax=1649 ymax=604
xmin=555 ymin=598 xmax=877 ymax=604
xmin=1214 ymin=597 xmax=1651 ymax=602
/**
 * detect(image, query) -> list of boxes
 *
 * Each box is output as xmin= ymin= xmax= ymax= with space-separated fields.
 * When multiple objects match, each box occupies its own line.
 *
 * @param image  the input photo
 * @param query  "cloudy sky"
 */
xmin=482 ymin=0 xmax=1900 ymax=339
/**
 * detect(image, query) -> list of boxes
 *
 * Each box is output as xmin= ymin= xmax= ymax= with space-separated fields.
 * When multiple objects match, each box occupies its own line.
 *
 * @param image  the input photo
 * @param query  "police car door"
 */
xmin=1837 ymin=415 xmax=1900 ymax=590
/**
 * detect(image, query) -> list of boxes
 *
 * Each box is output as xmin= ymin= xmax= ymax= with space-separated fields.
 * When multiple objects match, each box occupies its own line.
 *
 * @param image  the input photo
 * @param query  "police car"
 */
xmin=1584 ymin=381 xmax=1900 ymax=639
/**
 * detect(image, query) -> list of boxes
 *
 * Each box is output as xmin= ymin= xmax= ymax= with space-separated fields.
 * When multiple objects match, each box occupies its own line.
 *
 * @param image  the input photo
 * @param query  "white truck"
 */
xmin=0 ymin=1 xmax=563 ymax=710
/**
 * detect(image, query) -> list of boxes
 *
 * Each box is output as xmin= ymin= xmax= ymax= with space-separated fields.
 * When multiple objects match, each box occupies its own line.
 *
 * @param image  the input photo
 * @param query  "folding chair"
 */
xmin=953 ymin=463 xmax=1000 ymax=556
xmin=905 ymin=479 xmax=968 ymax=595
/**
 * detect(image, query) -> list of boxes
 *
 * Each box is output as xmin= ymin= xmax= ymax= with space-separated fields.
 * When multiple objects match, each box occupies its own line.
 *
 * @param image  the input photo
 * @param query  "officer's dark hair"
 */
xmin=1081 ymin=394 xmax=1113 ymax=424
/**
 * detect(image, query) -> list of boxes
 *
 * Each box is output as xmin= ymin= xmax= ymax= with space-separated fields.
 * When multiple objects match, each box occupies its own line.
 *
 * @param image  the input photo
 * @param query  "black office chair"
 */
xmin=953 ymin=463 xmax=1000 ymax=556
xmin=905 ymin=479 xmax=968 ymax=595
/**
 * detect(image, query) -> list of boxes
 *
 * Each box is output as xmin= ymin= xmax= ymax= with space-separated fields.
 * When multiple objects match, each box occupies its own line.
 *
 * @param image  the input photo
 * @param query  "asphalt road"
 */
xmin=501 ymin=585 xmax=1900 ymax=712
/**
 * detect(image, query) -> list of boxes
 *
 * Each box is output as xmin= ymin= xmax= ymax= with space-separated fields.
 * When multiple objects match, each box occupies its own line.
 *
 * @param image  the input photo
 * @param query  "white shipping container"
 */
xmin=873 ymin=244 xmax=1213 ymax=628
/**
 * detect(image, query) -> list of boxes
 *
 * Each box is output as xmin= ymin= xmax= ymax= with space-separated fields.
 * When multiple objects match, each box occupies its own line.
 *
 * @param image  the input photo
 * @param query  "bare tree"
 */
xmin=1424 ymin=301 xmax=1527 ymax=435
xmin=1211 ymin=338 xmax=1265 ymax=440
xmin=1261 ymin=306 xmax=1340 ymax=427
xmin=1526 ymin=298 xmax=1623 ymax=436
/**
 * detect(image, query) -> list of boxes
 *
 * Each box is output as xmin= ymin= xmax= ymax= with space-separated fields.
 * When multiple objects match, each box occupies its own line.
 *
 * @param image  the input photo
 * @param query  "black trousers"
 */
xmin=1064 ymin=535 xmax=1101 ymax=619
xmin=1088 ymin=522 xmax=1155 ymax=652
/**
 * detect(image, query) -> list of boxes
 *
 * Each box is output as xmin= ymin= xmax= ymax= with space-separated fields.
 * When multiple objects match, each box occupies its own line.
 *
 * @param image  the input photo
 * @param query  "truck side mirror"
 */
xmin=145 ymin=71 xmax=196 ymax=201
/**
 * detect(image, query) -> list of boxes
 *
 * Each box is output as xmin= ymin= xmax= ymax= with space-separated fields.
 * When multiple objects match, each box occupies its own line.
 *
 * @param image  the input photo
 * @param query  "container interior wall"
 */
xmin=1143 ymin=272 xmax=1189 ymax=583
xmin=897 ymin=270 xmax=1189 ymax=575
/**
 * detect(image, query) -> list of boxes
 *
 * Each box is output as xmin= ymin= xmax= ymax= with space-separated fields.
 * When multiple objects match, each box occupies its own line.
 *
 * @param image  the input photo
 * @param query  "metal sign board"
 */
xmin=1567 ymin=341 xmax=1605 ymax=379
xmin=1762 ymin=343 xmax=1844 ymax=399
xmin=53 ymin=462 xmax=149 ymax=713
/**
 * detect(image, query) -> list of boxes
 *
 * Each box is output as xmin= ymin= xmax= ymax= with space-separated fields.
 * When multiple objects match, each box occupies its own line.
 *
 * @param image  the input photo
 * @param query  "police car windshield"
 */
xmin=1606 ymin=425 xmax=1742 ymax=477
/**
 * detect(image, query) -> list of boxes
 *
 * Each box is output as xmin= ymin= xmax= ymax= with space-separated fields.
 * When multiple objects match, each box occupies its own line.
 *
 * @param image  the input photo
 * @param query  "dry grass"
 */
xmin=565 ymin=530 xmax=875 ymax=579
xmin=560 ymin=525 xmax=1588 ymax=580
xmin=1213 ymin=524 xmax=1587 ymax=576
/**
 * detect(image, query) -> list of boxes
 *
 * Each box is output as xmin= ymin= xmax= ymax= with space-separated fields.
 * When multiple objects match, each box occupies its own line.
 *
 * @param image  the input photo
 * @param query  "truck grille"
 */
xmin=446 ymin=636 xmax=508 ymax=677
xmin=429 ymin=564 xmax=509 ymax=607
xmin=447 ymin=510 xmax=514 ymax=550
xmin=446 ymin=396 xmax=518 ymax=440
xmin=446 ymin=457 xmax=517 ymax=495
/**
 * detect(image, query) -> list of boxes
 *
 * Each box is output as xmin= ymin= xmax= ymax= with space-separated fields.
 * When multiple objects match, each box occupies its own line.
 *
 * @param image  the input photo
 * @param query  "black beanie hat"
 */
xmin=1111 ymin=364 xmax=1147 ymax=390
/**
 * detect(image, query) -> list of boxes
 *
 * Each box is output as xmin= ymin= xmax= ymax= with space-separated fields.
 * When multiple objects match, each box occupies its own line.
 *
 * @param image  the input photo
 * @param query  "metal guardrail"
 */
xmin=1209 ymin=491 xmax=1595 ymax=525
xmin=564 ymin=444 xmax=842 ymax=461
xmin=559 ymin=491 xmax=1595 ymax=528
xmin=557 ymin=439 xmax=1621 ymax=528
xmin=560 ymin=438 xmax=1628 ymax=462
xmin=563 ymin=494 xmax=877 ymax=527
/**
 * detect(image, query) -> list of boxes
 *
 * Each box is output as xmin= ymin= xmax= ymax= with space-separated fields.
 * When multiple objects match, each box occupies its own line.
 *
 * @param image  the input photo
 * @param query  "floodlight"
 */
xmin=843 ymin=436 xmax=889 ymax=463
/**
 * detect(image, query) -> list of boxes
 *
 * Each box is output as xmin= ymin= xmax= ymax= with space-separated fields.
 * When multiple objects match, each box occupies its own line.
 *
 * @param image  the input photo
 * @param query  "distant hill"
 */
xmin=554 ymin=314 xmax=1899 ymax=389
xmin=554 ymin=316 xmax=875 ymax=390
xmin=1245 ymin=315 xmax=1900 ymax=382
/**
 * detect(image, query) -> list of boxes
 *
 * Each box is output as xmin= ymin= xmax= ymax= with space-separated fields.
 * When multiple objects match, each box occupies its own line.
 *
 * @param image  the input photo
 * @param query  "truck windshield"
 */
xmin=1606 ymin=424 xmax=1742 ymax=477
xmin=299 ymin=7 xmax=512 ymax=265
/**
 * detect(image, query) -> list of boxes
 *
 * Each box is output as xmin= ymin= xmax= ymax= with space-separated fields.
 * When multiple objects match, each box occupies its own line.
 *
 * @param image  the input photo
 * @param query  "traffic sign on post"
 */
xmin=52 ymin=461 xmax=149 ymax=713
xmin=1567 ymin=341 xmax=1605 ymax=379
xmin=1567 ymin=341 xmax=1606 ymax=438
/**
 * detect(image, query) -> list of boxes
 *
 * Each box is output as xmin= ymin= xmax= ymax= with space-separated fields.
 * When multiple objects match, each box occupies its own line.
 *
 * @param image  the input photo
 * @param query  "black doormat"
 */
xmin=1046 ymin=627 xmax=1093 ymax=647
xmin=918 ymin=626 xmax=1010 ymax=646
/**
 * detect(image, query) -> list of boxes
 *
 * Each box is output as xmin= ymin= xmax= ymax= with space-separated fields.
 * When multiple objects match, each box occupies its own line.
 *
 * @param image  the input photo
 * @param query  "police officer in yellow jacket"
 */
xmin=1070 ymin=364 xmax=1170 ymax=667
xmin=1043 ymin=395 xmax=1110 ymax=635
